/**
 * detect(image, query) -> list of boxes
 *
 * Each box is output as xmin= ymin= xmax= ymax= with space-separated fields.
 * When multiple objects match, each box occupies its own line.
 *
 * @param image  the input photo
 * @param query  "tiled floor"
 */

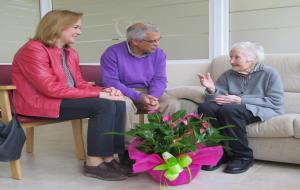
xmin=1 ymin=121 xmax=300 ymax=190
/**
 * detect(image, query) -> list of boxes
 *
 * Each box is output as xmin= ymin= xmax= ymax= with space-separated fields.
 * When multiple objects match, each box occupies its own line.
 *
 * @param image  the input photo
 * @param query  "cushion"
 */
xmin=179 ymin=99 xmax=198 ymax=113
xmin=293 ymin=117 xmax=300 ymax=138
xmin=166 ymin=86 xmax=206 ymax=103
xmin=246 ymin=114 xmax=298 ymax=138
xmin=284 ymin=92 xmax=300 ymax=114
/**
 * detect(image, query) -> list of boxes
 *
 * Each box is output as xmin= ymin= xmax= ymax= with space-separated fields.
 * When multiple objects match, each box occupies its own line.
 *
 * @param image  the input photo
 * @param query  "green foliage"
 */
xmin=126 ymin=109 xmax=235 ymax=157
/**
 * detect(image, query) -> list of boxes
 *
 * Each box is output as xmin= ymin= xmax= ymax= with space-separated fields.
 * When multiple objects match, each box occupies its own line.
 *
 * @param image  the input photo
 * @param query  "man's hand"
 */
xmin=215 ymin=94 xmax=241 ymax=105
xmin=140 ymin=94 xmax=159 ymax=111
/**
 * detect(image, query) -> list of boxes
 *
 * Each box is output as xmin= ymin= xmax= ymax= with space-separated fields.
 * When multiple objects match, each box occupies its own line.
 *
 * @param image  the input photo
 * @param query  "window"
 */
xmin=53 ymin=0 xmax=210 ymax=62
xmin=0 ymin=0 xmax=40 ymax=63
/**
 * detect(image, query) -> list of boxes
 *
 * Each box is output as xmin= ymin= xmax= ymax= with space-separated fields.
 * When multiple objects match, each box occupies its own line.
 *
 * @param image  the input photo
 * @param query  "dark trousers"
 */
xmin=57 ymin=98 xmax=126 ymax=157
xmin=197 ymin=102 xmax=260 ymax=159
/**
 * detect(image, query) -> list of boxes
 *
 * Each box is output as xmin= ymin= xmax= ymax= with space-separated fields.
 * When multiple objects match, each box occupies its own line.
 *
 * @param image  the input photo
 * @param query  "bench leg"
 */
xmin=10 ymin=160 xmax=22 ymax=180
xmin=72 ymin=119 xmax=86 ymax=160
xmin=26 ymin=128 xmax=34 ymax=153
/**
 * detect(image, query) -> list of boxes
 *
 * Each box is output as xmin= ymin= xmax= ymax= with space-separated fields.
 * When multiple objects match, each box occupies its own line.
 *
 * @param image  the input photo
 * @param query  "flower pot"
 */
xmin=128 ymin=139 xmax=223 ymax=186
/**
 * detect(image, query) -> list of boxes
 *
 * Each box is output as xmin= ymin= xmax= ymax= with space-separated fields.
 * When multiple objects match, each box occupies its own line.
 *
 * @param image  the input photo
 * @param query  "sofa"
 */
xmin=166 ymin=54 xmax=300 ymax=165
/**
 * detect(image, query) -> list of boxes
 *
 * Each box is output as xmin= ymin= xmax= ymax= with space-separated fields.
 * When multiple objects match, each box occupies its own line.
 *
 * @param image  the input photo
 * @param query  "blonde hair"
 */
xmin=33 ymin=10 xmax=83 ymax=46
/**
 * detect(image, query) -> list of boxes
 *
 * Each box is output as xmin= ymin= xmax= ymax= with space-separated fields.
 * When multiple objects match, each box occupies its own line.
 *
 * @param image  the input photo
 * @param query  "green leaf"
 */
xmin=147 ymin=113 xmax=162 ymax=123
xmin=217 ymin=124 xmax=236 ymax=130
xmin=171 ymin=109 xmax=187 ymax=121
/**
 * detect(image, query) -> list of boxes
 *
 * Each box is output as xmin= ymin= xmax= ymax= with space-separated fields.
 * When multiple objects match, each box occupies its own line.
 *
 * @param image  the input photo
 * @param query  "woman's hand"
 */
xmin=99 ymin=89 xmax=125 ymax=101
xmin=197 ymin=73 xmax=216 ymax=93
xmin=215 ymin=94 xmax=241 ymax=105
xmin=102 ymin=87 xmax=123 ymax=96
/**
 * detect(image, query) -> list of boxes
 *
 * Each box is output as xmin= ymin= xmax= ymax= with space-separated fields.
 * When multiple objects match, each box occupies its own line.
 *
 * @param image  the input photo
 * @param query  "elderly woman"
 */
xmin=197 ymin=41 xmax=284 ymax=174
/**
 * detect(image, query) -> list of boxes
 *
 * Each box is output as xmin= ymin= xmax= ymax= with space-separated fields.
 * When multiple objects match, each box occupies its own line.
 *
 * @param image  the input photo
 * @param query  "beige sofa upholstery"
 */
xmin=167 ymin=54 xmax=300 ymax=164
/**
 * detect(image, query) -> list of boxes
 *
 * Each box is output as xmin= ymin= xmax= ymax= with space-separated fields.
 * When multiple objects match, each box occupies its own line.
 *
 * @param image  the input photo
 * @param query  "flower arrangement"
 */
xmin=127 ymin=110 xmax=233 ymax=156
xmin=126 ymin=109 xmax=235 ymax=186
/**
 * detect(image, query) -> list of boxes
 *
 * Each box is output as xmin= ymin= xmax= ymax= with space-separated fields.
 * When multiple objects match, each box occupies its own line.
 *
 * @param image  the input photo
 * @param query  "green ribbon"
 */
xmin=154 ymin=152 xmax=192 ymax=181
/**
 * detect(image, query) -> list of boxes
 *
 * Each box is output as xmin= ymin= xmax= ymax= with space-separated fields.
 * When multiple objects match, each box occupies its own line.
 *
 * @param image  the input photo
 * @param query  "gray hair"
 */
xmin=126 ymin=23 xmax=160 ymax=41
xmin=230 ymin=41 xmax=264 ymax=63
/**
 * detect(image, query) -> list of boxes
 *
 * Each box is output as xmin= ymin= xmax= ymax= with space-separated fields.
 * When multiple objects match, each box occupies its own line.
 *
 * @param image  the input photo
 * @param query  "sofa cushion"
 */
xmin=262 ymin=54 xmax=300 ymax=93
xmin=284 ymin=92 xmax=300 ymax=114
xmin=166 ymin=86 xmax=206 ymax=103
xmin=293 ymin=117 xmax=300 ymax=138
xmin=246 ymin=114 xmax=298 ymax=138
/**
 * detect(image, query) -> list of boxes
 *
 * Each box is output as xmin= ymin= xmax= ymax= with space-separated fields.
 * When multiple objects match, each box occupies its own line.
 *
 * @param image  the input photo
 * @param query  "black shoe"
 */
xmin=118 ymin=150 xmax=136 ymax=177
xmin=223 ymin=158 xmax=254 ymax=174
xmin=202 ymin=155 xmax=227 ymax=171
xmin=118 ymin=150 xmax=135 ymax=166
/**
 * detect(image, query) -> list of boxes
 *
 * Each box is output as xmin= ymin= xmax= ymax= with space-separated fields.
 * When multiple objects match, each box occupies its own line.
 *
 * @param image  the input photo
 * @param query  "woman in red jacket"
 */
xmin=12 ymin=10 xmax=128 ymax=181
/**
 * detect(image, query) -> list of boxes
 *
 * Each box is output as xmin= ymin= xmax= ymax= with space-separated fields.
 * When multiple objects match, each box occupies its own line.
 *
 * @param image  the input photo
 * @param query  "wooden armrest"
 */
xmin=0 ymin=85 xmax=16 ymax=90
xmin=0 ymin=85 xmax=15 ymax=123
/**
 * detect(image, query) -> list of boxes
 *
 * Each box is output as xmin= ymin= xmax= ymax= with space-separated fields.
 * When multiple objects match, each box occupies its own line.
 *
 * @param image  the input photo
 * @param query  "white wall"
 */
xmin=230 ymin=0 xmax=300 ymax=53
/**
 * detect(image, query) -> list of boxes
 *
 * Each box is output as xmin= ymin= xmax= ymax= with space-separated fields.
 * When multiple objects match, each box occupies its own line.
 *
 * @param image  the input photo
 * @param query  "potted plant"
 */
xmin=126 ymin=110 xmax=235 ymax=186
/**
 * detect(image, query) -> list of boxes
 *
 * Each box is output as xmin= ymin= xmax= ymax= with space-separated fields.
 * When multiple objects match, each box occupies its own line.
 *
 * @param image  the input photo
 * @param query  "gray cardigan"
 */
xmin=206 ymin=63 xmax=285 ymax=121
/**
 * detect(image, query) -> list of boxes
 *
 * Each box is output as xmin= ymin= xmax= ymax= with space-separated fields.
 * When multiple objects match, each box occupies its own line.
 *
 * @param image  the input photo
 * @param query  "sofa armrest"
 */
xmin=166 ymin=86 xmax=206 ymax=103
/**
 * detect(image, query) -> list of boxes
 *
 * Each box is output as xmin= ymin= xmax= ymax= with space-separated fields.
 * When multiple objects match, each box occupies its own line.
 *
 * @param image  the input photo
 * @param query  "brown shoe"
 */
xmin=107 ymin=160 xmax=137 ymax=177
xmin=105 ymin=160 xmax=138 ymax=177
xmin=83 ymin=162 xmax=128 ymax=181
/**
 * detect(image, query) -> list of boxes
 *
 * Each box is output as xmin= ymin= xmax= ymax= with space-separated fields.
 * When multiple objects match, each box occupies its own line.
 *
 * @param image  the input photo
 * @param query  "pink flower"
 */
xmin=184 ymin=112 xmax=199 ymax=119
xmin=203 ymin=121 xmax=209 ymax=129
xmin=170 ymin=123 xmax=177 ymax=127
xmin=163 ymin=115 xmax=172 ymax=122
xmin=200 ymin=128 xmax=206 ymax=134
xmin=179 ymin=118 xmax=188 ymax=126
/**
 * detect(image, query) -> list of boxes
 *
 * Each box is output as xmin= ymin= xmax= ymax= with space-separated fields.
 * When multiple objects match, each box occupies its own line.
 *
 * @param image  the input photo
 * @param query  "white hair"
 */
xmin=126 ymin=23 xmax=160 ymax=41
xmin=230 ymin=41 xmax=264 ymax=63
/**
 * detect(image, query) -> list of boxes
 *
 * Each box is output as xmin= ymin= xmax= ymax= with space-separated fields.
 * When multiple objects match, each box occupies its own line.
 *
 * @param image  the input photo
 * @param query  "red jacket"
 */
xmin=12 ymin=40 xmax=101 ymax=118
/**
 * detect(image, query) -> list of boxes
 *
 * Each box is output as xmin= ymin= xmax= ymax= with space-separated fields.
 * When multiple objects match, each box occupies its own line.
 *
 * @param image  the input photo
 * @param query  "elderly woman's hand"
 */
xmin=215 ymin=94 xmax=241 ymax=105
xmin=197 ymin=73 xmax=216 ymax=93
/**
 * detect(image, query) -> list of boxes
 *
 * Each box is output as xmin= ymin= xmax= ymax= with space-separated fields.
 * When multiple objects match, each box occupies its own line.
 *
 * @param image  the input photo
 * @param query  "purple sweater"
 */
xmin=100 ymin=41 xmax=167 ymax=102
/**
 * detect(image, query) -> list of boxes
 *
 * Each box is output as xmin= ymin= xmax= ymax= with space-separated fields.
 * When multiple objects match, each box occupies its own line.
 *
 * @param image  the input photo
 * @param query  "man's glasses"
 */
xmin=142 ymin=37 xmax=162 ymax=44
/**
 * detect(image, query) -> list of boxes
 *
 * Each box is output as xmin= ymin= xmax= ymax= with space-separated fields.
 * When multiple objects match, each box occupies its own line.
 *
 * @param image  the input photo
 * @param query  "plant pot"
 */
xmin=128 ymin=139 xmax=223 ymax=186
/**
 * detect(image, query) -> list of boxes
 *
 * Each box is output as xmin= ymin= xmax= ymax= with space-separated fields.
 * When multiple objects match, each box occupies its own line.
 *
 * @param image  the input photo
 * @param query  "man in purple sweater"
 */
xmin=100 ymin=22 xmax=181 ymax=145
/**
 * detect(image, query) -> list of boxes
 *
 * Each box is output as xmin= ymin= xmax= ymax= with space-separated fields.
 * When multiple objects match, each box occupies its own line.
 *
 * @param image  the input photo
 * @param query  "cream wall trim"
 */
xmin=79 ymin=59 xmax=211 ymax=66
xmin=39 ymin=0 xmax=52 ymax=18
xmin=209 ymin=0 xmax=229 ymax=59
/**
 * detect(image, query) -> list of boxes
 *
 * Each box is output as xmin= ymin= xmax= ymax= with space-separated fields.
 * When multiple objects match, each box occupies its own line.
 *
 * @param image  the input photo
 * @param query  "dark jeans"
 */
xmin=198 ymin=102 xmax=261 ymax=159
xmin=56 ymin=98 xmax=126 ymax=157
